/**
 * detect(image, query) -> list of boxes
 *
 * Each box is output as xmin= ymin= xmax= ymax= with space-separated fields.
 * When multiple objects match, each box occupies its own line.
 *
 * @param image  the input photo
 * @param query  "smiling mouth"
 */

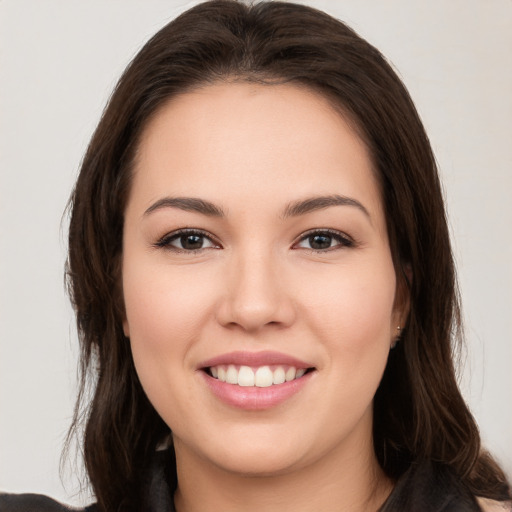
xmin=204 ymin=365 xmax=315 ymax=388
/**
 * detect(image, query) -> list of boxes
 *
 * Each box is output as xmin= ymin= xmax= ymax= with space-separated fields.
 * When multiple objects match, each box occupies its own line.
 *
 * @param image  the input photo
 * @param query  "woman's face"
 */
xmin=122 ymin=83 xmax=404 ymax=476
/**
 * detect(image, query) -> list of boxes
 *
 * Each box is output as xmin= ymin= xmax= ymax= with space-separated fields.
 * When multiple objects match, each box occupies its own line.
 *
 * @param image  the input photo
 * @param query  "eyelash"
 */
xmin=154 ymin=229 xmax=221 ymax=253
xmin=293 ymin=229 xmax=355 ymax=253
xmin=154 ymin=228 xmax=355 ymax=254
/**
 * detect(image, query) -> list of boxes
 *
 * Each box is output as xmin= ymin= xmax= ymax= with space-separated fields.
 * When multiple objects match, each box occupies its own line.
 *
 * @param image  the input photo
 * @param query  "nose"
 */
xmin=216 ymin=250 xmax=296 ymax=332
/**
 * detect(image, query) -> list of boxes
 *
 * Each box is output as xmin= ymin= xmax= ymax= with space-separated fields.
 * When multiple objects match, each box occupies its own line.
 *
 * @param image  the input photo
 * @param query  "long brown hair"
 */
xmin=65 ymin=1 xmax=510 ymax=510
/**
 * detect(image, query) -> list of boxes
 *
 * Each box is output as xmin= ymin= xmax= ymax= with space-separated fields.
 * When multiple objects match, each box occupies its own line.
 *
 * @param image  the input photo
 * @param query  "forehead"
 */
xmin=130 ymin=82 xmax=383 ymax=224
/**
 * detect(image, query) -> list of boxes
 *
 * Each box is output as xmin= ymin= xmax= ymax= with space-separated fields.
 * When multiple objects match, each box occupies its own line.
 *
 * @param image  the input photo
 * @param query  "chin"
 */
xmin=214 ymin=448 xmax=304 ymax=477
xmin=175 ymin=426 xmax=309 ymax=477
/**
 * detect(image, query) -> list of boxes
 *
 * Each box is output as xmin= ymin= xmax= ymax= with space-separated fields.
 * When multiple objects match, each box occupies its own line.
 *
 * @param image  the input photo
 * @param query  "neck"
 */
xmin=173 ymin=419 xmax=392 ymax=512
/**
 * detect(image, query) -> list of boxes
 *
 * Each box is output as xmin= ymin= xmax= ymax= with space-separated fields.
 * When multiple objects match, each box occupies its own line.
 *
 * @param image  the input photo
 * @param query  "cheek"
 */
xmin=298 ymin=257 xmax=396 ymax=403
xmin=303 ymin=264 xmax=395 ymax=425
xmin=301 ymin=261 xmax=396 ymax=345
xmin=122 ymin=260 xmax=224 ymax=433
xmin=122 ymin=259 xmax=218 ymax=377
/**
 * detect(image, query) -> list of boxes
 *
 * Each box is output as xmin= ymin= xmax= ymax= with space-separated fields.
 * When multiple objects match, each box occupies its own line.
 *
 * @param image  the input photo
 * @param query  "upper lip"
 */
xmin=198 ymin=351 xmax=314 ymax=370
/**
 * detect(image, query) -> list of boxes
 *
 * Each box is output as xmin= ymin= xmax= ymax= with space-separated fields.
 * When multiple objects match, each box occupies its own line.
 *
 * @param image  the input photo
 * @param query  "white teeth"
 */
xmin=238 ymin=366 xmax=255 ymax=386
xmin=226 ymin=365 xmax=238 ymax=384
xmin=285 ymin=367 xmax=296 ymax=382
xmin=255 ymin=366 xmax=273 ymax=387
xmin=272 ymin=366 xmax=286 ymax=385
xmin=209 ymin=364 xmax=309 ymax=387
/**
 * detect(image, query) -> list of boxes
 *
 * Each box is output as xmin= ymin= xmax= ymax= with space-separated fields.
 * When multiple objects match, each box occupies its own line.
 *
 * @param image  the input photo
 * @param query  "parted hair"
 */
xmin=65 ymin=1 xmax=510 ymax=511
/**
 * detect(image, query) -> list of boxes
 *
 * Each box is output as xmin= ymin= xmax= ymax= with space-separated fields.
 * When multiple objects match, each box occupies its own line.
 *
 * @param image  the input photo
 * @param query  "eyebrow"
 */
xmin=282 ymin=194 xmax=370 ymax=219
xmin=143 ymin=194 xmax=370 ymax=220
xmin=144 ymin=197 xmax=225 ymax=217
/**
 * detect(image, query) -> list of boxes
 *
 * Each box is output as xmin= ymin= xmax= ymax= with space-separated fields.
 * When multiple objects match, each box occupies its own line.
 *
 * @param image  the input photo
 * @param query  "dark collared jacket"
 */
xmin=0 ymin=451 xmax=500 ymax=511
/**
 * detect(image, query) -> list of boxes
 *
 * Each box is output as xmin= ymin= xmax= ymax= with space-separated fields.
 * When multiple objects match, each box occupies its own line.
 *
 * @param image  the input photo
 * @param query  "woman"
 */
xmin=1 ymin=1 xmax=510 ymax=511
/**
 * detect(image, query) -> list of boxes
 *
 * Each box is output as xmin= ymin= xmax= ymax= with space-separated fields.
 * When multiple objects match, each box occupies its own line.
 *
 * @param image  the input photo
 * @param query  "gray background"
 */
xmin=1 ymin=0 xmax=511 ymax=506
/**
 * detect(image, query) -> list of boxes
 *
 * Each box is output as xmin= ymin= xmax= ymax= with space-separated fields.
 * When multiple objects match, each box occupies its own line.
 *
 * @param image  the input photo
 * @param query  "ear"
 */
xmin=391 ymin=262 xmax=412 ymax=346
xmin=123 ymin=318 xmax=130 ymax=338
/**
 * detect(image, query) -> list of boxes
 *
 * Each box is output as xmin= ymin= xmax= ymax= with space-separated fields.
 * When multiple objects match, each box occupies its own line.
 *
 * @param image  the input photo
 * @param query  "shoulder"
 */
xmin=0 ymin=493 xmax=97 ymax=511
xmin=477 ymin=498 xmax=512 ymax=512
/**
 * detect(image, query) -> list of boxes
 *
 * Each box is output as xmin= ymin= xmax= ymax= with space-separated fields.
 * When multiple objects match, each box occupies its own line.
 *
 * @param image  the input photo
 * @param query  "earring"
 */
xmin=390 ymin=325 xmax=401 ymax=349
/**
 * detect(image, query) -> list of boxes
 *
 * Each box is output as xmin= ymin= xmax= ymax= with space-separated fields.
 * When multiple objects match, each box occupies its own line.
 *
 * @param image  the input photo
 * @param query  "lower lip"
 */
xmin=201 ymin=371 xmax=314 ymax=410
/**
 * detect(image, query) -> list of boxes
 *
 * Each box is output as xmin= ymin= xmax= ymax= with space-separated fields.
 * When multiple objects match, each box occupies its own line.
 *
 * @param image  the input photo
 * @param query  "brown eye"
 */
xmin=308 ymin=233 xmax=333 ymax=250
xmin=156 ymin=230 xmax=218 ymax=252
xmin=295 ymin=230 xmax=353 ymax=252
xmin=178 ymin=233 xmax=206 ymax=250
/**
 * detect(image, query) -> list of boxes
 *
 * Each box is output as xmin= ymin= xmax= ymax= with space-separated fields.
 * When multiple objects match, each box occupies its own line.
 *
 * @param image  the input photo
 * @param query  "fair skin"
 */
xmin=122 ymin=83 xmax=407 ymax=512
